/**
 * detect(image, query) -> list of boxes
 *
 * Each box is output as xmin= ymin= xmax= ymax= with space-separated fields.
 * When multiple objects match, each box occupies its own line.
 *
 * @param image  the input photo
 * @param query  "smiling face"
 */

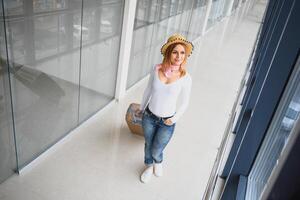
xmin=170 ymin=44 xmax=186 ymax=66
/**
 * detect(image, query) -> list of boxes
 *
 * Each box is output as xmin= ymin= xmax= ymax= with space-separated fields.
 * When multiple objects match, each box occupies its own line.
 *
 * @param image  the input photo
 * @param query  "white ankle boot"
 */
xmin=154 ymin=163 xmax=163 ymax=177
xmin=140 ymin=165 xmax=153 ymax=183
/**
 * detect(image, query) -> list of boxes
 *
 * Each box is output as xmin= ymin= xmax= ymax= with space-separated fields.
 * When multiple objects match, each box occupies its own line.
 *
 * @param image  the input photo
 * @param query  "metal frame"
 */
xmin=220 ymin=0 xmax=300 ymax=199
xmin=115 ymin=0 xmax=138 ymax=100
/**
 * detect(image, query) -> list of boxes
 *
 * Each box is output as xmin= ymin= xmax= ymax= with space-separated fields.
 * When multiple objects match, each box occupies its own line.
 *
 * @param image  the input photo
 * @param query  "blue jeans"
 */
xmin=142 ymin=109 xmax=176 ymax=165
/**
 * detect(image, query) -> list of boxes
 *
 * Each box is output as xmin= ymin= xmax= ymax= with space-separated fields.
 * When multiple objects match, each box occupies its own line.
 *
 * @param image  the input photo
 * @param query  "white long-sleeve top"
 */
xmin=140 ymin=64 xmax=192 ymax=123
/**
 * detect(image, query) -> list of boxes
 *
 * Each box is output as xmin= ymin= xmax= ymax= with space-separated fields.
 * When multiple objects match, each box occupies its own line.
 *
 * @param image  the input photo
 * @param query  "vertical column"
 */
xmin=115 ymin=0 xmax=137 ymax=100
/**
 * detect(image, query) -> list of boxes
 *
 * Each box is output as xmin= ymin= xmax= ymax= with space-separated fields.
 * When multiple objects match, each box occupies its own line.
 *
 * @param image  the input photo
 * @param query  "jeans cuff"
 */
xmin=145 ymin=160 xmax=153 ymax=165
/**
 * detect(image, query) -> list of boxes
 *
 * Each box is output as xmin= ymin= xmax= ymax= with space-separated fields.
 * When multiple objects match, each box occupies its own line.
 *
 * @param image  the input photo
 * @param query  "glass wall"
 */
xmin=127 ymin=0 xmax=210 ymax=89
xmin=0 ymin=1 xmax=17 ymax=184
xmin=231 ymin=0 xmax=240 ymax=11
xmin=246 ymin=58 xmax=300 ymax=200
xmin=4 ymin=0 xmax=81 ymax=169
xmin=149 ymin=0 xmax=195 ymax=67
xmin=188 ymin=0 xmax=208 ymax=40
xmin=222 ymin=0 xmax=234 ymax=16
xmin=79 ymin=0 xmax=124 ymax=122
xmin=1 ymin=0 xmax=124 ymax=170
xmin=206 ymin=0 xmax=227 ymax=30
xmin=126 ymin=0 xmax=158 ymax=89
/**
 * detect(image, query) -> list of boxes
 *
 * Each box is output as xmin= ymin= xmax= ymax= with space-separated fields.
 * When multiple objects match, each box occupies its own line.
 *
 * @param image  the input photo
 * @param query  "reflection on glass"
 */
xmin=127 ymin=17 xmax=155 ymax=89
xmin=134 ymin=0 xmax=158 ymax=30
xmin=99 ymin=4 xmax=120 ymax=39
xmin=246 ymin=61 xmax=300 ymax=200
xmin=5 ymin=20 xmax=25 ymax=64
xmin=222 ymin=0 xmax=233 ymax=16
xmin=135 ymin=0 xmax=158 ymax=29
xmin=170 ymin=0 xmax=178 ymax=16
xmin=128 ymin=0 xmax=207 ymax=89
xmin=33 ymin=0 xmax=67 ymax=13
xmin=160 ymin=0 xmax=171 ymax=20
xmin=3 ymin=0 xmax=24 ymax=16
xmin=206 ymin=0 xmax=226 ymax=30
xmin=232 ymin=0 xmax=240 ymax=11
xmin=4 ymin=0 xmax=80 ymax=168
xmin=0 ymin=13 xmax=17 ymax=183
xmin=34 ymin=14 xmax=70 ymax=59
xmin=188 ymin=0 xmax=208 ymax=40
xmin=79 ymin=0 xmax=124 ymax=122
xmin=195 ymin=0 xmax=208 ymax=7
xmin=177 ymin=0 xmax=185 ymax=13
xmin=135 ymin=0 xmax=149 ymax=28
xmin=2 ymin=0 xmax=124 ymax=168
xmin=281 ymin=101 xmax=300 ymax=130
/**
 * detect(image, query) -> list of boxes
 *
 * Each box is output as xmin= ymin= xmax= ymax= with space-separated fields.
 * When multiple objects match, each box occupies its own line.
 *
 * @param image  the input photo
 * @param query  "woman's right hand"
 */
xmin=135 ymin=109 xmax=143 ymax=117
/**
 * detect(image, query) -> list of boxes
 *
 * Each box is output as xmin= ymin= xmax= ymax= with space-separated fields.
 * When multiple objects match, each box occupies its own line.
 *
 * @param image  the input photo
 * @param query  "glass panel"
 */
xmin=179 ymin=9 xmax=193 ymax=35
xmin=232 ymin=0 xmax=240 ymax=11
xmin=177 ymin=0 xmax=185 ymax=13
xmin=222 ymin=0 xmax=233 ymax=16
xmin=99 ymin=3 xmax=122 ymax=40
xmin=187 ymin=0 xmax=207 ymax=40
xmin=127 ymin=25 xmax=154 ymax=89
xmin=34 ymin=14 xmax=70 ymax=60
xmin=170 ymin=0 xmax=178 ymax=16
xmin=128 ymin=0 xmax=211 ymax=89
xmin=79 ymin=1 xmax=122 ymax=45
xmin=195 ymin=0 xmax=208 ymax=7
xmin=167 ymin=13 xmax=181 ymax=33
xmin=79 ymin=0 xmax=124 ymax=122
xmin=127 ymin=0 xmax=159 ymax=89
xmin=246 ymin=58 xmax=300 ymax=200
xmin=3 ymin=0 xmax=81 ymax=168
xmin=0 ymin=0 xmax=17 ymax=183
xmin=3 ymin=0 xmax=24 ymax=16
xmin=134 ymin=0 xmax=157 ymax=29
xmin=184 ymin=0 xmax=194 ymax=11
xmin=33 ymin=0 xmax=67 ymax=13
xmin=135 ymin=0 xmax=157 ymax=27
xmin=149 ymin=18 xmax=168 ymax=68
xmin=207 ymin=0 xmax=227 ymax=30
xmin=160 ymin=0 xmax=171 ymax=20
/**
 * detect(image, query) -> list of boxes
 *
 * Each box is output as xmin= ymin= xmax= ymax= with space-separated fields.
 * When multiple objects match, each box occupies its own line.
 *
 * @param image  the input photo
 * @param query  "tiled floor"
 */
xmin=0 ymin=1 xmax=266 ymax=200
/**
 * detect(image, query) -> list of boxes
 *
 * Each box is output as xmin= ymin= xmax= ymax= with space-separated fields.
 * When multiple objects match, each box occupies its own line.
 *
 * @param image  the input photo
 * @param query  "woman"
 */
xmin=137 ymin=33 xmax=193 ymax=183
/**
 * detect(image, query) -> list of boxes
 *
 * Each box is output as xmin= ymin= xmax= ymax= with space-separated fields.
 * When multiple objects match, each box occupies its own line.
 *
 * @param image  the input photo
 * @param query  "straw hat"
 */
xmin=161 ymin=33 xmax=194 ymax=57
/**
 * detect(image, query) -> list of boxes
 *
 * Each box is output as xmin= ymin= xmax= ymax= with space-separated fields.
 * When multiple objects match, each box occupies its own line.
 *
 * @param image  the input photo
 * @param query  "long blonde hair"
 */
xmin=161 ymin=43 xmax=187 ymax=77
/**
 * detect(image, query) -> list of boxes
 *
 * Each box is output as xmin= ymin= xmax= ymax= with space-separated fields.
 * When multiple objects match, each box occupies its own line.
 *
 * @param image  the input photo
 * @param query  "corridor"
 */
xmin=0 ymin=1 xmax=266 ymax=200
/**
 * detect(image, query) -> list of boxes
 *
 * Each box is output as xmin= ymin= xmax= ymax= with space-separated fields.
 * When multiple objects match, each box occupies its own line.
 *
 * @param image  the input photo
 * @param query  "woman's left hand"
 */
xmin=163 ymin=119 xmax=173 ymax=126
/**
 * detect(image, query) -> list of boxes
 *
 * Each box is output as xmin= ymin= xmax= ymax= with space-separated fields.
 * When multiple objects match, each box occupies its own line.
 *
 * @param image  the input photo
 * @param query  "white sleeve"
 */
xmin=169 ymin=75 xmax=192 ymax=123
xmin=139 ymin=66 xmax=156 ymax=111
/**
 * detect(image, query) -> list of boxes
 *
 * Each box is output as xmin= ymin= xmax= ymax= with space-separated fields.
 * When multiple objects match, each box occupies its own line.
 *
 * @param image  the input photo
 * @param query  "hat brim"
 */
xmin=161 ymin=39 xmax=194 ymax=57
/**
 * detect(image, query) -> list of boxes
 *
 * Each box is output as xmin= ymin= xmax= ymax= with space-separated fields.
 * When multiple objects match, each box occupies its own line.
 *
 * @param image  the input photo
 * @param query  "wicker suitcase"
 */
xmin=125 ymin=103 xmax=144 ymax=136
